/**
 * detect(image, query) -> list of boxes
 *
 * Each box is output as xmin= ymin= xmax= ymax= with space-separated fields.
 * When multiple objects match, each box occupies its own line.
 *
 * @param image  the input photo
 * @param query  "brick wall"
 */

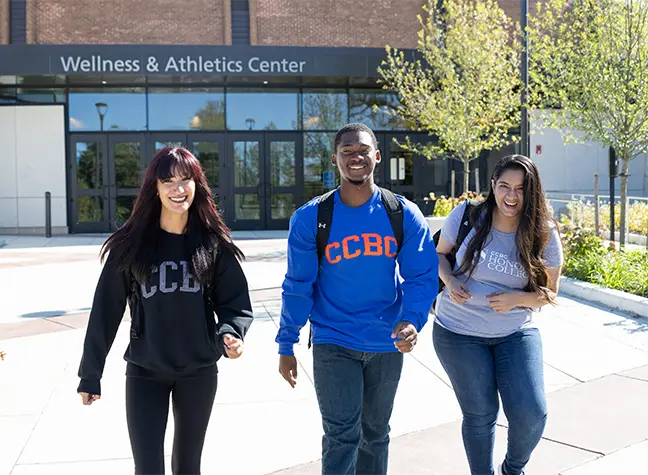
xmin=499 ymin=0 xmax=542 ymax=26
xmin=254 ymin=0 xmax=426 ymax=48
xmin=0 ymin=0 xmax=9 ymax=44
xmin=26 ymin=0 xmax=228 ymax=44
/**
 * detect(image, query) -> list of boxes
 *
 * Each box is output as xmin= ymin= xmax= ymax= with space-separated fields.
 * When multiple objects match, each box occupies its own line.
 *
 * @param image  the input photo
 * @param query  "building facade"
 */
xmin=0 ymin=0 xmax=529 ymax=234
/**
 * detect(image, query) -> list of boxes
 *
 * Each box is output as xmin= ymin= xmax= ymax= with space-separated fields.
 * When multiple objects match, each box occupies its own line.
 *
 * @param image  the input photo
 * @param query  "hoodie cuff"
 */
xmin=77 ymin=378 xmax=101 ymax=396
xmin=278 ymin=343 xmax=295 ymax=357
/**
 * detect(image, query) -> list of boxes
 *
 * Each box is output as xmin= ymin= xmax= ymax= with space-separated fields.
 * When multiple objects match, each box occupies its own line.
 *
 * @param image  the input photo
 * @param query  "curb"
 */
xmin=559 ymin=276 xmax=648 ymax=318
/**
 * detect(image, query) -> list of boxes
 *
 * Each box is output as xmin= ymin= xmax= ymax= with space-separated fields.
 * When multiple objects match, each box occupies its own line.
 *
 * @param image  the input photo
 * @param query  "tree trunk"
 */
xmin=619 ymin=153 xmax=630 ymax=248
xmin=463 ymin=160 xmax=470 ymax=194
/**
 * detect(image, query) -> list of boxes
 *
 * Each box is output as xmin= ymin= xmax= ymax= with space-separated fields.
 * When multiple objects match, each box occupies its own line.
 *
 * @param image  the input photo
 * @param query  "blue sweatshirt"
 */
xmin=276 ymin=187 xmax=439 ymax=356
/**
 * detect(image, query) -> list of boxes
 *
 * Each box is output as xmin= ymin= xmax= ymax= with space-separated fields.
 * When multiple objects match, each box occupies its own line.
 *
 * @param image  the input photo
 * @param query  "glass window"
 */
xmin=270 ymin=141 xmax=296 ymax=186
xmin=304 ymin=132 xmax=337 ymax=201
xmin=233 ymin=141 xmax=260 ymax=187
xmin=226 ymin=89 xmax=299 ymax=130
xmin=349 ymin=89 xmax=407 ymax=130
xmin=69 ymin=88 xmax=146 ymax=131
xmin=76 ymin=142 xmax=103 ymax=190
xmin=148 ymin=87 xmax=225 ymax=130
xmin=0 ymin=88 xmax=16 ymax=104
xmin=112 ymin=142 xmax=141 ymax=188
xmin=193 ymin=142 xmax=220 ymax=187
xmin=302 ymin=90 xmax=348 ymax=130
xmin=17 ymin=89 xmax=66 ymax=104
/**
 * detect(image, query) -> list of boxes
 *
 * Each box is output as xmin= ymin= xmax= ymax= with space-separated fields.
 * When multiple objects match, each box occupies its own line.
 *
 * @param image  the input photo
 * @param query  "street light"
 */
xmin=95 ymin=102 xmax=108 ymax=132
xmin=245 ymin=117 xmax=256 ymax=130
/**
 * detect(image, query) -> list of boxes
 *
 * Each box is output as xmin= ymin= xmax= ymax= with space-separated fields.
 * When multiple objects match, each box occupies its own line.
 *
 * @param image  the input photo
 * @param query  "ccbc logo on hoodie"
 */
xmin=324 ymin=233 xmax=399 ymax=264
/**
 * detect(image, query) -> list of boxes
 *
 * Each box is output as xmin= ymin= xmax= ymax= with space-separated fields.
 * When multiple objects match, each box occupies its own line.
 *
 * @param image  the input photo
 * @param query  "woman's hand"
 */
xmin=447 ymin=278 xmax=471 ymax=304
xmin=79 ymin=392 xmax=101 ymax=405
xmin=223 ymin=334 xmax=244 ymax=359
xmin=486 ymin=291 xmax=520 ymax=313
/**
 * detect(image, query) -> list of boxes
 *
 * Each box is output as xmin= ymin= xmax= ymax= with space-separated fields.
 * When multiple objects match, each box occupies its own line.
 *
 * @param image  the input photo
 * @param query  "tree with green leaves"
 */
xmin=528 ymin=0 xmax=648 ymax=246
xmin=378 ymin=0 xmax=521 ymax=194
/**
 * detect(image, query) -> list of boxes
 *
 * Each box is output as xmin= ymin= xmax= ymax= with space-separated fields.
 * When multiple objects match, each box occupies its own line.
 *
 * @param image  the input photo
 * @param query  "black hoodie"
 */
xmin=77 ymin=231 xmax=253 ymax=395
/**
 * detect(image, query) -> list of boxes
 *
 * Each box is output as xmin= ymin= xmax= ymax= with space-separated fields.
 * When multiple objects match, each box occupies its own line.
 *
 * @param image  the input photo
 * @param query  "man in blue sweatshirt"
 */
xmin=276 ymin=123 xmax=439 ymax=475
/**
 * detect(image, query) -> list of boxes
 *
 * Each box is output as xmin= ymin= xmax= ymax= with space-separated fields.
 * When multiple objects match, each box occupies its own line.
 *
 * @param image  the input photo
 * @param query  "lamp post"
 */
xmin=520 ymin=0 xmax=530 ymax=158
xmin=95 ymin=102 xmax=108 ymax=132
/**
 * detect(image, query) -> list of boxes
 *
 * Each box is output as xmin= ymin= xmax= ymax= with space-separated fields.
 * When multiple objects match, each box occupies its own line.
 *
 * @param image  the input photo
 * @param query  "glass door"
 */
xmin=187 ymin=134 xmax=226 ymax=210
xmin=265 ymin=133 xmax=303 ymax=229
xmin=228 ymin=133 xmax=265 ymax=229
xmin=108 ymin=134 xmax=146 ymax=229
xmin=70 ymin=134 xmax=110 ymax=233
xmin=145 ymin=133 xmax=187 ymax=168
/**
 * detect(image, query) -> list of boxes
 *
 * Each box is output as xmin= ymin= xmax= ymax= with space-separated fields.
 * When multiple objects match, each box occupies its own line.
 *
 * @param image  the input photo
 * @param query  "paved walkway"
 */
xmin=1 ymin=234 xmax=648 ymax=474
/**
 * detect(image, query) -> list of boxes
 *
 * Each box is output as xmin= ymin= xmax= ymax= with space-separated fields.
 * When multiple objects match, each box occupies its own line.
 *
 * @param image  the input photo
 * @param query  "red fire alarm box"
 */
xmin=535 ymin=145 xmax=542 ymax=155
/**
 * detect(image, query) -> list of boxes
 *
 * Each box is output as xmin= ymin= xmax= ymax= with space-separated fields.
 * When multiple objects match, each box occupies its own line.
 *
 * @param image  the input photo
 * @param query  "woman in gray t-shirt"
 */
xmin=433 ymin=155 xmax=563 ymax=475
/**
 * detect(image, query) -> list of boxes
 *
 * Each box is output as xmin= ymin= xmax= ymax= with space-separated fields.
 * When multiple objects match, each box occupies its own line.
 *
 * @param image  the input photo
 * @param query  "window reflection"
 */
xmin=194 ymin=142 xmax=220 ymax=187
xmin=304 ymin=133 xmax=337 ymax=201
xmin=148 ymin=88 xmax=225 ymax=130
xmin=303 ymin=90 xmax=348 ymax=130
xmin=349 ymin=89 xmax=406 ymax=130
xmin=270 ymin=141 xmax=296 ymax=186
xmin=233 ymin=141 xmax=260 ymax=187
xmin=69 ymin=88 xmax=146 ymax=131
xmin=226 ymin=89 xmax=299 ymax=130
xmin=76 ymin=142 xmax=103 ymax=190
xmin=113 ymin=142 xmax=141 ymax=188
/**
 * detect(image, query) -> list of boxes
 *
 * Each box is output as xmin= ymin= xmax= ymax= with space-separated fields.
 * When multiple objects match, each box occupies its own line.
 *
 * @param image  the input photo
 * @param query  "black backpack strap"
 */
xmin=378 ymin=187 xmax=404 ymax=253
xmin=316 ymin=188 xmax=337 ymax=263
xmin=455 ymin=200 xmax=476 ymax=249
xmin=311 ymin=188 xmax=337 ymax=349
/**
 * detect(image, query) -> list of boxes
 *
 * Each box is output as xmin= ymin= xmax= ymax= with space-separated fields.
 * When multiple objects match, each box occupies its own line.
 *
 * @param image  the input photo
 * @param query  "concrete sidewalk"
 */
xmin=2 ymin=235 xmax=648 ymax=474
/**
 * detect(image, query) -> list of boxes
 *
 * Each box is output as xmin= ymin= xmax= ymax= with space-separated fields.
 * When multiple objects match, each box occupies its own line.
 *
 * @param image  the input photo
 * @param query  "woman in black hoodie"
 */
xmin=77 ymin=146 xmax=253 ymax=475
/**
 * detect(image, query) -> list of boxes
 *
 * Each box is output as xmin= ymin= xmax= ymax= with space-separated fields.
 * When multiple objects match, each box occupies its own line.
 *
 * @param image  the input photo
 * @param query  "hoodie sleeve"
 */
xmin=275 ymin=204 xmax=319 ymax=357
xmin=211 ymin=247 xmax=254 ymax=357
xmin=77 ymin=252 xmax=129 ymax=396
xmin=396 ymin=199 xmax=440 ymax=332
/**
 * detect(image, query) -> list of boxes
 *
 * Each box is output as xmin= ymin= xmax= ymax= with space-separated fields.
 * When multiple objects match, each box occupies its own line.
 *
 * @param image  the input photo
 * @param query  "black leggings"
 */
xmin=125 ymin=373 xmax=218 ymax=474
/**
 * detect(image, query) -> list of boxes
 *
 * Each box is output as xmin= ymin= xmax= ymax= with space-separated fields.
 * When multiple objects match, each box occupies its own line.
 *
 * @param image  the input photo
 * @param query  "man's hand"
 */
xmin=223 ymin=334 xmax=244 ymax=359
xmin=279 ymin=355 xmax=298 ymax=388
xmin=391 ymin=321 xmax=418 ymax=353
xmin=79 ymin=392 xmax=101 ymax=405
xmin=486 ymin=291 xmax=520 ymax=313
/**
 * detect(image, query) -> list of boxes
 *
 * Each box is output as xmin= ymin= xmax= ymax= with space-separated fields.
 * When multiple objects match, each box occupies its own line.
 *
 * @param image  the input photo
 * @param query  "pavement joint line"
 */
xmin=543 ymin=361 xmax=585 ymax=384
xmin=14 ymin=456 xmax=135 ymax=467
xmin=43 ymin=318 xmax=78 ymax=330
xmin=614 ymin=373 xmax=648 ymax=383
xmin=409 ymin=354 xmax=454 ymax=390
xmin=10 ymin=387 xmax=59 ymax=475
xmin=536 ymin=436 xmax=606 ymax=457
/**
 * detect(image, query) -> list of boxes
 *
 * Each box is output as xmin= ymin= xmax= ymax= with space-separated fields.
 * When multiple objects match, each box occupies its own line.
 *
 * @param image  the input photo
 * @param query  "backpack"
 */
xmin=431 ymin=200 xmax=477 ymax=306
xmin=307 ymin=186 xmax=405 ymax=347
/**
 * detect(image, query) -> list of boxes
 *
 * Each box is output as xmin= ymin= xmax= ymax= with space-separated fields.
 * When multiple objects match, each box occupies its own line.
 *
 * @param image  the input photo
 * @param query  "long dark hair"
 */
xmin=100 ymin=146 xmax=243 ymax=285
xmin=457 ymin=154 xmax=558 ymax=303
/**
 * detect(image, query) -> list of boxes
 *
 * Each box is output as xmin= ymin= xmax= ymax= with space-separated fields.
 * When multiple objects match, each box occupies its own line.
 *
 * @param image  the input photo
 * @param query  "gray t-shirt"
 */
xmin=434 ymin=202 xmax=563 ymax=337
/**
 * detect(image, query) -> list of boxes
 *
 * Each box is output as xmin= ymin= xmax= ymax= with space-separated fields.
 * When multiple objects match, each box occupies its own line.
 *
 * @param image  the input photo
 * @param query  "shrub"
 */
xmin=432 ymin=191 xmax=485 ymax=217
xmin=561 ymin=223 xmax=648 ymax=297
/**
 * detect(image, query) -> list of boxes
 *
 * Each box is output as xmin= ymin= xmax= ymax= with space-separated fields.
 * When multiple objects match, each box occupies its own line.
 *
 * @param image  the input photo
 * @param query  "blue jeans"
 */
xmin=433 ymin=323 xmax=547 ymax=475
xmin=312 ymin=343 xmax=404 ymax=475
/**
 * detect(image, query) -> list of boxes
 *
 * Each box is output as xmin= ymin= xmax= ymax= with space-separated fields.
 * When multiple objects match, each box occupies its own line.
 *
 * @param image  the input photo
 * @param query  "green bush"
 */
xmin=431 ymin=191 xmax=485 ymax=217
xmin=561 ymin=224 xmax=648 ymax=297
